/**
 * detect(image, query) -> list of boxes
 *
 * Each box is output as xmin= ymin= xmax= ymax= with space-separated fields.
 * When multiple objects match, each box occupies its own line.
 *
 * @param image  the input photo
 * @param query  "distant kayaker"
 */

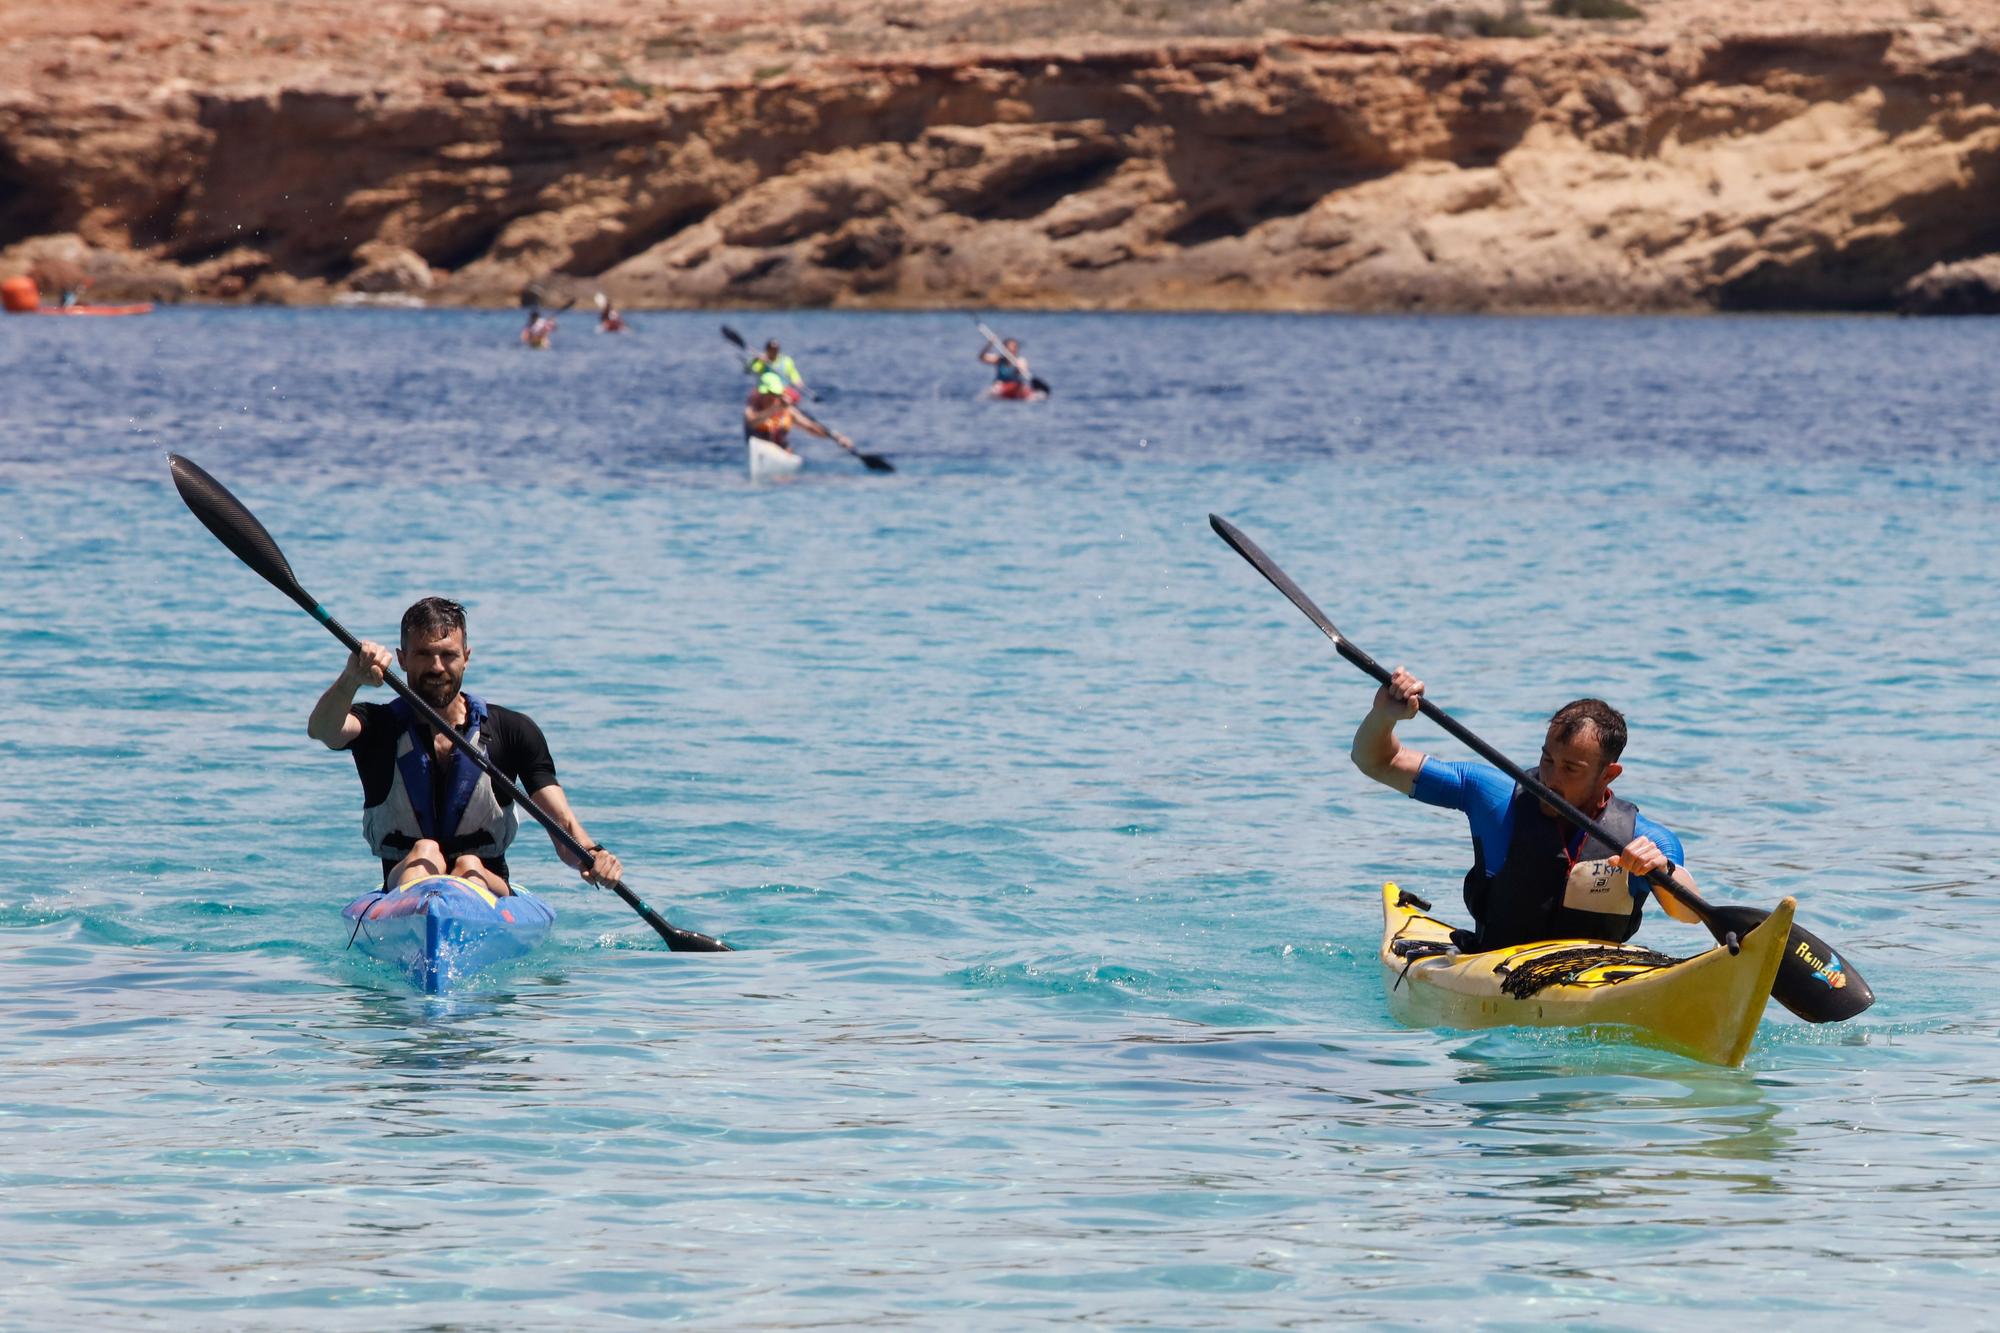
xmin=521 ymin=308 xmax=556 ymax=349
xmin=745 ymin=373 xmax=848 ymax=453
xmin=307 ymin=596 xmax=620 ymax=897
xmin=980 ymin=336 xmax=1034 ymax=400
xmin=598 ymin=300 xmax=627 ymax=334
xmin=746 ymin=339 xmax=807 ymax=402
xmin=1352 ymin=668 xmax=1703 ymax=950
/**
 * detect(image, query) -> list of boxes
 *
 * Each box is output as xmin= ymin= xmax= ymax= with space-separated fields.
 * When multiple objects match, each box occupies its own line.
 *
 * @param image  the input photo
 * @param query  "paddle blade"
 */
xmin=1031 ymin=376 xmax=1052 ymax=396
xmin=663 ymin=921 xmax=734 ymax=953
xmin=167 ymin=455 xmax=316 ymax=613
xmin=1709 ymin=904 xmax=1874 ymax=1023
xmin=720 ymin=324 xmax=746 ymax=350
xmin=1209 ymin=514 xmax=1354 ymax=648
xmin=858 ymin=452 xmax=894 ymax=473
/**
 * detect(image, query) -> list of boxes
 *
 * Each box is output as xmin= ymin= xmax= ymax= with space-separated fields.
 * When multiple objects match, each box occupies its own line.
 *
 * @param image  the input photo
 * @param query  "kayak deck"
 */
xmin=1378 ymin=881 xmax=1793 ymax=1067
xmin=343 ymin=875 xmax=555 ymax=993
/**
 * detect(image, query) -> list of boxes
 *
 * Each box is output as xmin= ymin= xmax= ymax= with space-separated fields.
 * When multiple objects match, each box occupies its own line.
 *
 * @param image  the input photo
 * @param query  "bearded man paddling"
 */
xmin=1352 ymin=666 xmax=1702 ymax=950
xmin=307 ymin=597 xmax=620 ymax=896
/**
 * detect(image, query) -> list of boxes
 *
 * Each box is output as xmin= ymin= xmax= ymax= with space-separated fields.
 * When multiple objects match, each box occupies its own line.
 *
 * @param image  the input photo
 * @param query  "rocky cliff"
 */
xmin=3 ymin=0 xmax=1997 ymax=311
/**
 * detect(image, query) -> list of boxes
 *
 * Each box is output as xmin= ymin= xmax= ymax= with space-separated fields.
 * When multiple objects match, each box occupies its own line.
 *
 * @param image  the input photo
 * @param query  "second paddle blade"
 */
xmin=1709 ymin=904 xmax=1875 ymax=1022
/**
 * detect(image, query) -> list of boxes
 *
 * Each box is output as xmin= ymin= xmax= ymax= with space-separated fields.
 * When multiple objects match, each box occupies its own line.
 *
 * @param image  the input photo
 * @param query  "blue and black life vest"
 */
xmin=1462 ymin=789 xmax=1646 ymax=950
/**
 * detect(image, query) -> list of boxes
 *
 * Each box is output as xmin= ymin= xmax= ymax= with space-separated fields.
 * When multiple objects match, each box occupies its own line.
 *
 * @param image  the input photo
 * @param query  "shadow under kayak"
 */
xmin=343 ymin=875 xmax=556 ymax=994
xmin=1379 ymin=882 xmax=1793 ymax=1067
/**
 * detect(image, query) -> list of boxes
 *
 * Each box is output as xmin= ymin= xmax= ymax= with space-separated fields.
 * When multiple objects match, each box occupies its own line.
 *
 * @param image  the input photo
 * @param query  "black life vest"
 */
xmin=1462 ymin=788 xmax=1646 ymax=950
xmin=361 ymin=693 xmax=519 ymax=866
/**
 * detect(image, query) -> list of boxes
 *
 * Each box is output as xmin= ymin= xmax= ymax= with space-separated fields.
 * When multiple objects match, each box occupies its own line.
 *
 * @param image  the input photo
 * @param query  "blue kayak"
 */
xmin=342 ymin=875 xmax=556 ymax=993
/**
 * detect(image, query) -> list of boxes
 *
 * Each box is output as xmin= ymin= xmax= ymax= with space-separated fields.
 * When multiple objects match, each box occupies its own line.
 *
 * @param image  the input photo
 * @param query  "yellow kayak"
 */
xmin=1379 ymin=882 xmax=1793 ymax=1067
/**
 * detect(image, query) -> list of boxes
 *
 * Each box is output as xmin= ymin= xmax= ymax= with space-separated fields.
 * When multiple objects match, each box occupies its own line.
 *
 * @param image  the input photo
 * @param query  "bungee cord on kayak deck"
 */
xmin=1497 ymin=945 xmax=1688 ymax=1000
xmin=1387 ymin=888 xmax=1687 ymax=1001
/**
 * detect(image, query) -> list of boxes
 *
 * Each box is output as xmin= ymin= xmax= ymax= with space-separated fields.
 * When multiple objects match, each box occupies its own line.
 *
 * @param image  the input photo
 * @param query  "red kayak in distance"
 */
xmin=3 ymin=274 xmax=151 ymax=316
xmin=988 ymin=380 xmax=1047 ymax=402
xmin=27 ymin=303 xmax=155 ymax=317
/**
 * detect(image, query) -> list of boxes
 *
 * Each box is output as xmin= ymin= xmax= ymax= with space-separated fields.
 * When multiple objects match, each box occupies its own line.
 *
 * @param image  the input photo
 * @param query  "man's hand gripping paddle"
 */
xmin=1209 ymin=513 xmax=1872 ymax=1023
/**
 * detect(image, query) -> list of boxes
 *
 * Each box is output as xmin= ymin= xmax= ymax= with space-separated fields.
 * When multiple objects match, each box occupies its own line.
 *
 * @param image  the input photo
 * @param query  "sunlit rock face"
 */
xmin=3 ymin=1 xmax=1995 ymax=312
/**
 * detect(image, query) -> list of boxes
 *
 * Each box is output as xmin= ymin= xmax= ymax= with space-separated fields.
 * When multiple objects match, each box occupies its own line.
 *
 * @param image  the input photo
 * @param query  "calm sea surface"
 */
xmin=2 ymin=307 xmax=1996 ymax=1326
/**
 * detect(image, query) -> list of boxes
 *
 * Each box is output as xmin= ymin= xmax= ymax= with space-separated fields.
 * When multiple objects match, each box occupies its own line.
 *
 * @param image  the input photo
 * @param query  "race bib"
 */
xmin=1563 ymin=857 xmax=1637 ymax=915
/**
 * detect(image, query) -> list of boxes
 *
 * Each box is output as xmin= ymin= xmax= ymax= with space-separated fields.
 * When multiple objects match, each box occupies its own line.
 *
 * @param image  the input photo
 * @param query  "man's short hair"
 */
xmin=1548 ymin=698 xmax=1627 ymax=763
xmin=401 ymin=596 xmax=467 ymax=647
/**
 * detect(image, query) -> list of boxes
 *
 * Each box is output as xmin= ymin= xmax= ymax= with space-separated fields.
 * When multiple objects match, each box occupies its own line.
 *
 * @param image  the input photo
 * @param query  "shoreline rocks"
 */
xmin=4 ymin=19 xmax=1997 ymax=313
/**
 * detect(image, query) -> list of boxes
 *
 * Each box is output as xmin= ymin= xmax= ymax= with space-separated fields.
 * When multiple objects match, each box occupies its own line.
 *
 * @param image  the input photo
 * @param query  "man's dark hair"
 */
xmin=401 ymin=596 xmax=467 ymax=646
xmin=1548 ymin=698 xmax=1626 ymax=762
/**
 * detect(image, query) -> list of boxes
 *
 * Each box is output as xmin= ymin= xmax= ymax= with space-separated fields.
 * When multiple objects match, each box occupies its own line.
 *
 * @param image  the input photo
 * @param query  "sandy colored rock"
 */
xmin=2 ymin=1 xmax=1997 ymax=310
xmin=1898 ymin=253 xmax=2000 ymax=314
xmin=348 ymin=242 xmax=435 ymax=294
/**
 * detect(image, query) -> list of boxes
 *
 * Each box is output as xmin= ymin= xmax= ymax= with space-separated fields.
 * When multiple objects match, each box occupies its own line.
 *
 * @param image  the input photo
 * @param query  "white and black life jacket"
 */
xmin=361 ymin=693 xmax=519 ymax=865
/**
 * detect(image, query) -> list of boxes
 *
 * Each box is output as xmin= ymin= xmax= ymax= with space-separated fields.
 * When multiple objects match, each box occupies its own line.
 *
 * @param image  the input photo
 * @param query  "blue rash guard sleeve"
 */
xmin=1409 ymin=757 xmax=1518 ymax=876
xmin=1409 ymin=757 xmax=1688 ymax=886
xmin=1631 ymin=814 xmax=1684 ymax=869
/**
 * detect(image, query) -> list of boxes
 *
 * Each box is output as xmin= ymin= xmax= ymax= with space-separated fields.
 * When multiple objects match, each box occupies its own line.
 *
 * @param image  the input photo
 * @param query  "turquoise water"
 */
xmin=2 ymin=308 xmax=1996 ymax=1324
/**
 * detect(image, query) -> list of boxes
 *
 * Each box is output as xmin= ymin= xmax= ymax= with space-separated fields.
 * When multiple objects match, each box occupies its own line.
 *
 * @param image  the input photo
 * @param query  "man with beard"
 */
xmin=307 ymin=597 xmax=620 ymax=896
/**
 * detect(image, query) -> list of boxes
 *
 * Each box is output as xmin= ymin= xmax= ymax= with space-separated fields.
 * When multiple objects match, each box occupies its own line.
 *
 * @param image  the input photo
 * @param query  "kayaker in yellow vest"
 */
xmin=1352 ymin=667 xmax=1703 ymax=949
xmin=745 ymin=372 xmax=848 ymax=452
xmin=307 ymin=596 xmax=621 ymax=897
xmin=746 ymin=339 xmax=808 ymax=402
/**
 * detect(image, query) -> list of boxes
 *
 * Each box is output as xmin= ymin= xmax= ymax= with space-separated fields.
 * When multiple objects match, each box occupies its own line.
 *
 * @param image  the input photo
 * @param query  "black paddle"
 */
xmin=167 ymin=454 xmax=732 ymax=953
xmin=975 ymin=319 xmax=1052 ymax=396
xmin=792 ymin=403 xmax=894 ymax=473
xmin=1209 ymin=513 xmax=1873 ymax=1023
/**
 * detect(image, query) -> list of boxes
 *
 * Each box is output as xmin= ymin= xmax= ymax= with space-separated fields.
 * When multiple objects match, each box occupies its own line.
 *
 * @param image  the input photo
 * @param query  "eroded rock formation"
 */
xmin=3 ymin=2 xmax=1997 ymax=311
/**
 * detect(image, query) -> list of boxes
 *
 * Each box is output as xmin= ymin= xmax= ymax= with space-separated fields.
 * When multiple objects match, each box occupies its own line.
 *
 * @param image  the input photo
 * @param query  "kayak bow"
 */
xmin=344 ymin=875 xmax=556 ymax=993
xmin=747 ymin=435 xmax=803 ymax=481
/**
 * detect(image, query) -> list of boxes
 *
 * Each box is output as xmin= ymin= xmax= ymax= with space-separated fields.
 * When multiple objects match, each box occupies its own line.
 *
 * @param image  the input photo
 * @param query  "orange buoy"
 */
xmin=1 ymin=274 xmax=41 ymax=314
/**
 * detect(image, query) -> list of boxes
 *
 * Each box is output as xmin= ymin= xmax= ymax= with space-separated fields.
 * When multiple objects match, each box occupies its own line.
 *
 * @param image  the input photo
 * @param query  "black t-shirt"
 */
xmin=345 ymin=700 xmax=559 ymax=882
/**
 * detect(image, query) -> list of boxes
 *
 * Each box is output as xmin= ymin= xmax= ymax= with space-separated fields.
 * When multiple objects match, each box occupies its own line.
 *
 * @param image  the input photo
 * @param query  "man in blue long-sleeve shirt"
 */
xmin=1351 ymin=666 xmax=1703 ymax=949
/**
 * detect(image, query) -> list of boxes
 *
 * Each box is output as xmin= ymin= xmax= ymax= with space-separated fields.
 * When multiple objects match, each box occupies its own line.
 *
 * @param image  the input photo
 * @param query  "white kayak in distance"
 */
xmin=747 ymin=435 xmax=803 ymax=482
